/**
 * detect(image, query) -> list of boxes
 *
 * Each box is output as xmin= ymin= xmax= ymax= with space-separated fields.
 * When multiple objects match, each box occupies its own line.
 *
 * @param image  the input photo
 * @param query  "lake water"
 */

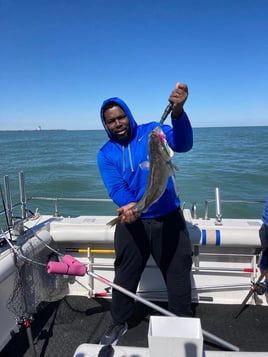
xmin=0 ymin=126 xmax=267 ymax=228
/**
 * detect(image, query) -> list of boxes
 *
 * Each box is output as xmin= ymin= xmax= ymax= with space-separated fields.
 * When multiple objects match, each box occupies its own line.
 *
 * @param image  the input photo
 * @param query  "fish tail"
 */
xmin=106 ymin=216 xmax=120 ymax=227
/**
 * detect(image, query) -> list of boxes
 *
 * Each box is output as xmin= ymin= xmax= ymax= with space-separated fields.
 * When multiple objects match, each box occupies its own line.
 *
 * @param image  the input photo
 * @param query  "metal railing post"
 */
xmin=3 ymin=175 xmax=13 ymax=227
xmin=19 ymin=171 xmax=27 ymax=219
xmin=215 ymin=187 xmax=222 ymax=225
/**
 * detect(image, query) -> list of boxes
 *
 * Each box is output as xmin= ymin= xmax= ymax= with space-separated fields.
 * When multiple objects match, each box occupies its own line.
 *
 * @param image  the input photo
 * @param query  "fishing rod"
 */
xmin=160 ymin=82 xmax=182 ymax=124
xmin=7 ymin=224 xmax=240 ymax=353
xmin=235 ymin=267 xmax=268 ymax=319
xmin=88 ymin=271 xmax=240 ymax=352
xmin=46 ymin=257 xmax=239 ymax=351
xmin=46 ymin=253 xmax=239 ymax=350
xmin=160 ymin=103 xmax=173 ymax=124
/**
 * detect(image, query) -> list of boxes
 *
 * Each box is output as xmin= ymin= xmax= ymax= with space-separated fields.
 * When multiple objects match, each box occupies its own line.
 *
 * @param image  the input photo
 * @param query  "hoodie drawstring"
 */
xmin=128 ymin=143 xmax=134 ymax=172
xmin=122 ymin=143 xmax=134 ymax=173
xmin=122 ymin=146 xmax=126 ymax=172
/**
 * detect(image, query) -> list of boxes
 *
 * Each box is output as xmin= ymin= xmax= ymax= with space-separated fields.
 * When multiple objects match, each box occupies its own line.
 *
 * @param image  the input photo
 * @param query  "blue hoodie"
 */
xmin=97 ymin=97 xmax=193 ymax=218
xmin=262 ymin=199 xmax=268 ymax=226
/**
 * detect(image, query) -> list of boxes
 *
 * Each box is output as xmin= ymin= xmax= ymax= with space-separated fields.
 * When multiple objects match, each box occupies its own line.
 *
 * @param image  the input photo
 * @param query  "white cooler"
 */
xmin=148 ymin=316 xmax=203 ymax=357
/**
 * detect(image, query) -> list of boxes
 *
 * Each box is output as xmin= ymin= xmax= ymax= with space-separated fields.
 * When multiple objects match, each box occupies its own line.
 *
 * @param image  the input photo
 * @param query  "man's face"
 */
xmin=104 ymin=106 xmax=130 ymax=142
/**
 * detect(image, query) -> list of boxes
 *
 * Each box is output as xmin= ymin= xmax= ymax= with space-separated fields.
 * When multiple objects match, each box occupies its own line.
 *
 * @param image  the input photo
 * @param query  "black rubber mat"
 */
xmin=1 ymin=296 xmax=268 ymax=356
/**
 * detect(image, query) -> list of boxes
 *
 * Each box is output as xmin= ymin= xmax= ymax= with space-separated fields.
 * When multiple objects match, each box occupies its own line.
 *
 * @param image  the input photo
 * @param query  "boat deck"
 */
xmin=1 ymin=296 xmax=268 ymax=357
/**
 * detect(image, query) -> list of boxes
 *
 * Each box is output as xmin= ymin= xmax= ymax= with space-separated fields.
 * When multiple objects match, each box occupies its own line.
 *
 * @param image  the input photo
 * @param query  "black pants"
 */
xmin=112 ymin=207 xmax=193 ymax=323
xmin=260 ymin=223 xmax=268 ymax=247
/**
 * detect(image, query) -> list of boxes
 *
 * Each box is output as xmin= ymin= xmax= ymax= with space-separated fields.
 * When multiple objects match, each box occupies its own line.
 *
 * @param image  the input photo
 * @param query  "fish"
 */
xmin=107 ymin=126 xmax=178 ymax=227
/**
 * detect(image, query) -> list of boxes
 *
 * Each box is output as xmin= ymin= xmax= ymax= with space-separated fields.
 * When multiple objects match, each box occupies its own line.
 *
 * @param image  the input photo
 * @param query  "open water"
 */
xmin=0 ymin=126 xmax=267 ymax=228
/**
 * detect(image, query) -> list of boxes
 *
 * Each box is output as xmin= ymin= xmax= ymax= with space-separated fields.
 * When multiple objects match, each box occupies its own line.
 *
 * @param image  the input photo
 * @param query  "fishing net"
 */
xmin=7 ymin=230 xmax=71 ymax=319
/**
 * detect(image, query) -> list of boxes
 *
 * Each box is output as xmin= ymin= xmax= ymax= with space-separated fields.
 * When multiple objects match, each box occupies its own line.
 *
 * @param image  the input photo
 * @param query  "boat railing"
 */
xmin=0 ymin=172 xmax=114 ymax=228
xmin=193 ymin=187 xmax=265 ymax=223
xmin=1 ymin=173 xmax=266 ymax=229
xmin=28 ymin=196 xmax=113 ymax=217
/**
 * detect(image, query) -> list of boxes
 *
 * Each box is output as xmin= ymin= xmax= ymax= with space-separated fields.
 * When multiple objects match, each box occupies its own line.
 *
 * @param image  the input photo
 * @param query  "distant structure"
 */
xmin=36 ymin=125 xmax=42 ymax=131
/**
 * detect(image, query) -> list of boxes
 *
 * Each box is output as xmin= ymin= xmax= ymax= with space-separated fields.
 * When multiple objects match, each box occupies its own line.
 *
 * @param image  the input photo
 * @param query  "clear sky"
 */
xmin=0 ymin=0 xmax=267 ymax=130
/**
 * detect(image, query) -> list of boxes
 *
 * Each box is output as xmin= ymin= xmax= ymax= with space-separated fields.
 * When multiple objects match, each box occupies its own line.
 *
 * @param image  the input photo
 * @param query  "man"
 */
xmin=97 ymin=82 xmax=193 ymax=345
xmin=259 ymin=199 xmax=268 ymax=301
xmin=260 ymin=199 xmax=268 ymax=247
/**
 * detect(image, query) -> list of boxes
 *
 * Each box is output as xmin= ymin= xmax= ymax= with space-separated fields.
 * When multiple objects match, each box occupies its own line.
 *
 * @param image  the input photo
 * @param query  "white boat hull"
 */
xmin=0 ymin=209 xmax=266 ymax=354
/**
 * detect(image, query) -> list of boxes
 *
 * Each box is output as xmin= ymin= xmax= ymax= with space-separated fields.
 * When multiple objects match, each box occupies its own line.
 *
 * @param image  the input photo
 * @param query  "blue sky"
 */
xmin=0 ymin=0 xmax=267 ymax=130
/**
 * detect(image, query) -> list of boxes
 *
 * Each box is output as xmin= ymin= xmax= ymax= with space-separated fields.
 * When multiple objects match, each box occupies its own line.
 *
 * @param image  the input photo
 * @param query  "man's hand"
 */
xmin=117 ymin=202 xmax=140 ymax=224
xmin=169 ymin=82 xmax=188 ymax=118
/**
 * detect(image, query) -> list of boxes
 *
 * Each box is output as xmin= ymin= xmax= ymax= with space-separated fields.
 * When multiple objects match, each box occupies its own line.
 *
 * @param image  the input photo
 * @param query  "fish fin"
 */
xmin=106 ymin=216 xmax=120 ymax=227
xmin=167 ymin=145 xmax=174 ymax=157
xmin=172 ymin=163 xmax=179 ymax=171
xmin=167 ymin=161 xmax=179 ymax=174
xmin=171 ymin=173 xmax=179 ymax=196
xmin=168 ymin=162 xmax=179 ymax=196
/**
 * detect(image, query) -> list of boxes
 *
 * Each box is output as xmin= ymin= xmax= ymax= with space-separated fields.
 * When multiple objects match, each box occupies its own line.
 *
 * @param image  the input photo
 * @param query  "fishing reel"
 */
xmin=253 ymin=281 xmax=266 ymax=295
xmin=16 ymin=314 xmax=34 ymax=327
xmin=235 ymin=268 xmax=268 ymax=318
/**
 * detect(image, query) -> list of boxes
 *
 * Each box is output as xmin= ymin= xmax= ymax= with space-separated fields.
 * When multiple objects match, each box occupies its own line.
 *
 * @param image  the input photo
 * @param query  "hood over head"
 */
xmin=100 ymin=97 xmax=138 ymax=142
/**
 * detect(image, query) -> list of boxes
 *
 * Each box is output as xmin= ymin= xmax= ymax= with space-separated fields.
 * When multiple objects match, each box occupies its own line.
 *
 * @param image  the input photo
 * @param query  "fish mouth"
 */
xmin=151 ymin=126 xmax=163 ymax=137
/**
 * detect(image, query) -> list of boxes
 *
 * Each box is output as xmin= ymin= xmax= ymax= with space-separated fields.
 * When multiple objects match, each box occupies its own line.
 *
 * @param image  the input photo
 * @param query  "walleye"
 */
xmin=107 ymin=126 xmax=178 ymax=227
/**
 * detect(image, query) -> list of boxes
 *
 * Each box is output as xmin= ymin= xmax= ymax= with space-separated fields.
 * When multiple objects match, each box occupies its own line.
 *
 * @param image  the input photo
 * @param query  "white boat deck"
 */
xmin=74 ymin=343 xmax=268 ymax=357
xmin=1 ymin=209 xmax=267 ymax=356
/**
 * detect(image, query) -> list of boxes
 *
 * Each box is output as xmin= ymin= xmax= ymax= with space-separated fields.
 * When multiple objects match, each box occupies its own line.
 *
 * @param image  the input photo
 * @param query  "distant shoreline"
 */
xmin=0 ymin=129 xmax=68 ymax=132
xmin=1 ymin=125 xmax=268 ymax=132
